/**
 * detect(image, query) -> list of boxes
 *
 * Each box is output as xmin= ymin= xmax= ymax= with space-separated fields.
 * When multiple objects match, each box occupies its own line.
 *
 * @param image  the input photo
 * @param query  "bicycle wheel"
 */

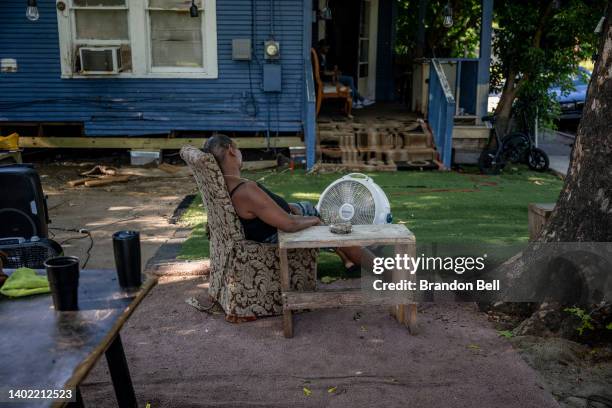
xmin=478 ymin=149 xmax=502 ymax=175
xmin=502 ymin=132 xmax=530 ymax=163
xmin=528 ymin=148 xmax=549 ymax=172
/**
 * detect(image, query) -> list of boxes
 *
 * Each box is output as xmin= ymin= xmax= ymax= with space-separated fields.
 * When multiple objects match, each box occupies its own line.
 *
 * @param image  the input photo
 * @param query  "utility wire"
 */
xmin=50 ymin=227 xmax=94 ymax=269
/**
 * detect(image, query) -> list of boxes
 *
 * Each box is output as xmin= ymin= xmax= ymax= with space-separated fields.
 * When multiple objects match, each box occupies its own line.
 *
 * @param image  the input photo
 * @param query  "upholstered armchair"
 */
xmin=180 ymin=145 xmax=317 ymax=321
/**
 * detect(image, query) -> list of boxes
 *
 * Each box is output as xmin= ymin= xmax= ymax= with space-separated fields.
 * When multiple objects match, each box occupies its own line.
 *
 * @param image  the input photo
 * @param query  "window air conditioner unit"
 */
xmin=79 ymin=46 xmax=123 ymax=74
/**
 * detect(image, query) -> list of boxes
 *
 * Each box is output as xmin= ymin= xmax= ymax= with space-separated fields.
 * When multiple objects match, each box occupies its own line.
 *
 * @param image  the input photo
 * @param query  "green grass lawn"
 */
xmin=178 ymin=166 xmax=563 ymax=278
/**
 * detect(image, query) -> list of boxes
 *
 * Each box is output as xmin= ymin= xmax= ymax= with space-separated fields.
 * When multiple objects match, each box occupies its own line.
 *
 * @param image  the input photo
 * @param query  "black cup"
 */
xmin=112 ymin=230 xmax=142 ymax=290
xmin=45 ymin=256 xmax=80 ymax=311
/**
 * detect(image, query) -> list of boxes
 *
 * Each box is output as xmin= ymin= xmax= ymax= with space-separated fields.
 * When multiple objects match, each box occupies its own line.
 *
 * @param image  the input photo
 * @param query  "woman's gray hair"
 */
xmin=202 ymin=134 xmax=234 ymax=164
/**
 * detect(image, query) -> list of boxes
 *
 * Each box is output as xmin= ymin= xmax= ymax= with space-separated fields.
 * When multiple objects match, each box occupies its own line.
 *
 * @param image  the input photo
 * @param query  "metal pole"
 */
xmin=535 ymin=106 xmax=539 ymax=148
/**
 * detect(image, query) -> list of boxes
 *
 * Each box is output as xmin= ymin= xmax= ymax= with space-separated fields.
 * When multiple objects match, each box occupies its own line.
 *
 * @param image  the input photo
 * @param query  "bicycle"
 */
xmin=478 ymin=115 xmax=549 ymax=174
xmin=502 ymin=120 xmax=550 ymax=172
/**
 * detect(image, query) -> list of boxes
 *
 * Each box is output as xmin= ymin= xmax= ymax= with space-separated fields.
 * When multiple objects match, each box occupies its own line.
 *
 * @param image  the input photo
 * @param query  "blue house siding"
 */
xmin=0 ymin=0 xmax=307 ymax=137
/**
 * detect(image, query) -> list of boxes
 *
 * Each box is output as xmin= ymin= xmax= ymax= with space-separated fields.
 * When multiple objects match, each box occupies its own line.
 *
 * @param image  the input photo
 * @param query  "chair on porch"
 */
xmin=311 ymin=48 xmax=352 ymax=117
xmin=179 ymin=145 xmax=318 ymax=321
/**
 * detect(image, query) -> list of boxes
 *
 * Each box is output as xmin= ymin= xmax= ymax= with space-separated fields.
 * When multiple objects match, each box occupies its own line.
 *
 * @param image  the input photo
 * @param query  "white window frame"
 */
xmin=56 ymin=0 xmax=218 ymax=79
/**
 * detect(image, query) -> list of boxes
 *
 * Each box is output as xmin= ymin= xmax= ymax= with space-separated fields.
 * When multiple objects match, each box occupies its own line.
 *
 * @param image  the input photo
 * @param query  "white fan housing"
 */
xmin=316 ymin=173 xmax=392 ymax=225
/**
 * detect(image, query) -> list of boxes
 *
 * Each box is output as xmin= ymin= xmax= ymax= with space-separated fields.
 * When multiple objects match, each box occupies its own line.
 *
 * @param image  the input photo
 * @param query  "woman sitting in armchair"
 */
xmin=203 ymin=134 xmax=362 ymax=272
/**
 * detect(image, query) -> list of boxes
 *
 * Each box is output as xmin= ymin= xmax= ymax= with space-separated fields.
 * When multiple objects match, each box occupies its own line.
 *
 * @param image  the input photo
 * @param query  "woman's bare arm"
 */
xmin=232 ymin=183 xmax=320 ymax=232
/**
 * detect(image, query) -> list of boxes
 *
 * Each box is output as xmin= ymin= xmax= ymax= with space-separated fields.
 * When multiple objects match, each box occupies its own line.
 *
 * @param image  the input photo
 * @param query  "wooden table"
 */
xmin=278 ymin=224 xmax=416 ymax=338
xmin=0 ymin=269 xmax=156 ymax=408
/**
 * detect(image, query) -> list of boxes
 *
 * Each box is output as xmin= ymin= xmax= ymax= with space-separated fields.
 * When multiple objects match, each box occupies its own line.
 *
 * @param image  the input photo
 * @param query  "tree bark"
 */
xmin=494 ymin=72 xmax=518 ymax=135
xmin=540 ymin=4 xmax=612 ymax=242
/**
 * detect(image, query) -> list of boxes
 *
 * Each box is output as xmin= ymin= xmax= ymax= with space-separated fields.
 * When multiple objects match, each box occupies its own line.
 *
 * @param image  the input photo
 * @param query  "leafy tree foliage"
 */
xmin=396 ymin=0 xmax=482 ymax=58
xmin=491 ymin=0 xmax=606 ymax=133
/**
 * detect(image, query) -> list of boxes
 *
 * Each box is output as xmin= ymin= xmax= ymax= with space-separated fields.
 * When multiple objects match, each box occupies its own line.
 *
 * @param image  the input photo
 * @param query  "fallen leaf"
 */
xmin=467 ymin=344 xmax=480 ymax=350
xmin=360 ymin=325 xmax=368 ymax=332
xmin=303 ymin=387 xmax=312 ymax=397
xmin=327 ymin=386 xmax=337 ymax=394
xmin=321 ymin=276 xmax=339 ymax=284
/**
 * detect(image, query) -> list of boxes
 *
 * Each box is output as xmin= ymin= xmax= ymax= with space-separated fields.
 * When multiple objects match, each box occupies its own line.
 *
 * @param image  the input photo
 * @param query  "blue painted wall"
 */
xmin=0 ymin=0 xmax=307 ymax=136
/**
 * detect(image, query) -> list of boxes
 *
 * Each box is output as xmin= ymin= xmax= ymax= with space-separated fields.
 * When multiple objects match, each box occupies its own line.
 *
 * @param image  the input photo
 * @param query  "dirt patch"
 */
xmin=38 ymin=163 xmax=196 ymax=270
xmin=510 ymin=336 xmax=612 ymax=408
xmin=77 ymin=278 xmax=561 ymax=407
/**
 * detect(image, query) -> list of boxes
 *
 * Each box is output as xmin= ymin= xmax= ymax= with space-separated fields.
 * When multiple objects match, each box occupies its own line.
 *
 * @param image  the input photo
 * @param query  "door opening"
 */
xmin=322 ymin=0 xmax=378 ymax=100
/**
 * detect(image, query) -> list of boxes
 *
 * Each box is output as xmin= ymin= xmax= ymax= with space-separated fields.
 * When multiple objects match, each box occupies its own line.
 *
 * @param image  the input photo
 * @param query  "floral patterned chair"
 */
xmin=180 ymin=145 xmax=317 ymax=321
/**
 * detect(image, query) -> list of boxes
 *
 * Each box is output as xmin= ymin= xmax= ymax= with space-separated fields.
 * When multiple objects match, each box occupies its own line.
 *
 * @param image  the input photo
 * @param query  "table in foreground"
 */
xmin=0 ymin=269 xmax=156 ymax=408
xmin=278 ymin=224 xmax=416 ymax=338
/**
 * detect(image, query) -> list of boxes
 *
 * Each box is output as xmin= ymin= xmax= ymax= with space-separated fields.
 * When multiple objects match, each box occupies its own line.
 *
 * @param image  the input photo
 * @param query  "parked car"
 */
xmin=549 ymin=67 xmax=591 ymax=120
xmin=488 ymin=67 xmax=591 ymax=122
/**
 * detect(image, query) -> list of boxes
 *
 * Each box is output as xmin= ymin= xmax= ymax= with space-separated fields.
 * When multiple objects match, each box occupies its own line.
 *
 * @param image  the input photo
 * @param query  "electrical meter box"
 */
xmin=263 ymin=64 xmax=282 ymax=92
xmin=232 ymin=39 xmax=252 ymax=60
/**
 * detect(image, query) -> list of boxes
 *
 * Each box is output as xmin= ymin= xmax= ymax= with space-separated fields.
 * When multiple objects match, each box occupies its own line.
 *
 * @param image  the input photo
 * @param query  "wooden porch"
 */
xmin=303 ymin=0 xmax=494 ymax=170
xmin=316 ymin=103 xmax=440 ymax=171
xmin=315 ymin=100 xmax=490 ymax=170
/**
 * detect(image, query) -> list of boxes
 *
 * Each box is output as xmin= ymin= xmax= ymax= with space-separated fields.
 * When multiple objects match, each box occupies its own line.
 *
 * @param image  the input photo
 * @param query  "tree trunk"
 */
xmin=494 ymin=73 xmax=518 ymax=136
xmin=540 ymin=4 xmax=612 ymax=242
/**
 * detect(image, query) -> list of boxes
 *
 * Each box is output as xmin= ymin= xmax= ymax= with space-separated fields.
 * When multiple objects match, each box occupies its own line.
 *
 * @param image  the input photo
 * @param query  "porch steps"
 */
xmin=315 ymin=118 xmax=440 ymax=171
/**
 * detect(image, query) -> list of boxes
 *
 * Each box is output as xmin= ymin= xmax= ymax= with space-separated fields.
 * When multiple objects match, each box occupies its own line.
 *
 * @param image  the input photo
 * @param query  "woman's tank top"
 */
xmin=229 ymin=181 xmax=291 ymax=242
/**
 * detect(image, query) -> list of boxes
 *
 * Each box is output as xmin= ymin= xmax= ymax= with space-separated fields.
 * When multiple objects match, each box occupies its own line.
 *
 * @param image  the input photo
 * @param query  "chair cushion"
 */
xmin=323 ymin=84 xmax=349 ymax=94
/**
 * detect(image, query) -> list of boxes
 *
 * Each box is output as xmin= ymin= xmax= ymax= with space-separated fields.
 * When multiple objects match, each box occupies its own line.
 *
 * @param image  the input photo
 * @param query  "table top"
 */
xmin=278 ymin=224 xmax=415 ymax=249
xmin=0 ymin=269 xmax=156 ymax=408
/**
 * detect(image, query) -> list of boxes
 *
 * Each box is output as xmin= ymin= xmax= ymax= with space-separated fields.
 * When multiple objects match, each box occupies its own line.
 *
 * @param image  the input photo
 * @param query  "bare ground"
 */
xmin=35 ymin=163 xmax=610 ymax=408
xmin=40 ymin=162 xmax=195 ymax=270
xmin=79 ymin=276 xmax=560 ymax=408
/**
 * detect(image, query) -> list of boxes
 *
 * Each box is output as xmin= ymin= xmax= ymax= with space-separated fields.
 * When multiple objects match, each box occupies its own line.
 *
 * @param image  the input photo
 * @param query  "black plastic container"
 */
xmin=112 ymin=230 xmax=142 ymax=290
xmin=45 ymin=256 xmax=80 ymax=311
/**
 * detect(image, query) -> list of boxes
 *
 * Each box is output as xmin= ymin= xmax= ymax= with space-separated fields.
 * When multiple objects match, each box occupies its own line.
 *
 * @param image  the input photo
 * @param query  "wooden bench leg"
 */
xmin=279 ymin=248 xmax=293 ymax=338
xmin=392 ymin=243 xmax=418 ymax=335
xmin=407 ymin=304 xmax=418 ymax=334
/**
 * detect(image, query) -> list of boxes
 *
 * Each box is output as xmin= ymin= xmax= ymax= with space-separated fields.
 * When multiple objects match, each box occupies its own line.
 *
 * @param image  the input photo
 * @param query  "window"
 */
xmin=56 ymin=0 xmax=218 ymax=78
xmin=148 ymin=0 xmax=203 ymax=70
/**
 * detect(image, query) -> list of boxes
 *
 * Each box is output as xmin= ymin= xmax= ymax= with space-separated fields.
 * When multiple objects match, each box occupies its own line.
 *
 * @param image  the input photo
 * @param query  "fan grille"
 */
xmin=319 ymin=180 xmax=376 ymax=225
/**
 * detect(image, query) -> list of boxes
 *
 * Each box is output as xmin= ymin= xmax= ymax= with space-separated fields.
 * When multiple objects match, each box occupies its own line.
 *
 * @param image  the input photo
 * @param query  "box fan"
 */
xmin=316 ymin=173 xmax=392 ymax=225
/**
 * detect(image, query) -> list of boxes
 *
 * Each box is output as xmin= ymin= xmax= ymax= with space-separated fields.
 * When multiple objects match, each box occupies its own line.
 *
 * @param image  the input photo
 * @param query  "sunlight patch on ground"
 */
xmin=108 ymin=206 xmax=134 ymax=211
xmin=290 ymin=192 xmax=321 ymax=201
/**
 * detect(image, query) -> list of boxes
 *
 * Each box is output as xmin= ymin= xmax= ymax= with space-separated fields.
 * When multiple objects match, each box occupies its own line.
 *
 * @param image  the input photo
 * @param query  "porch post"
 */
xmin=476 ymin=0 xmax=493 ymax=122
xmin=303 ymin=0 xmax=317 ymax=170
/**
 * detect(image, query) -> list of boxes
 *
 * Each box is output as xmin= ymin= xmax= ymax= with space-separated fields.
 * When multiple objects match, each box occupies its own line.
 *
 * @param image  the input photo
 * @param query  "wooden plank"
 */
xmin=283 ymin=289 xmax=383 ymax=310
xmin=452 ymin=125 xmax=490 ymax=139
xmin=19 ymin=136 xmax=304 ymax=150
xmin=241 ymin=160 xmax=277 ymax=171
xmin=278 ymin=224 xmax=415 ymax=249
xmin=84 ymin=175 xmax=131 ymax=187
xmin=67 ymin=177 xmax=98 ymax=187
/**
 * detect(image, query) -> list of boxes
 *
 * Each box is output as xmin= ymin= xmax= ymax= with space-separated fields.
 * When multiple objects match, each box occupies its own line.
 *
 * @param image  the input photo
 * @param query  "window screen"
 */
xmin=75 ymin=10 xmax=129 ymax=40
xmin=149 ymin=9 xmax=203 ymax=68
